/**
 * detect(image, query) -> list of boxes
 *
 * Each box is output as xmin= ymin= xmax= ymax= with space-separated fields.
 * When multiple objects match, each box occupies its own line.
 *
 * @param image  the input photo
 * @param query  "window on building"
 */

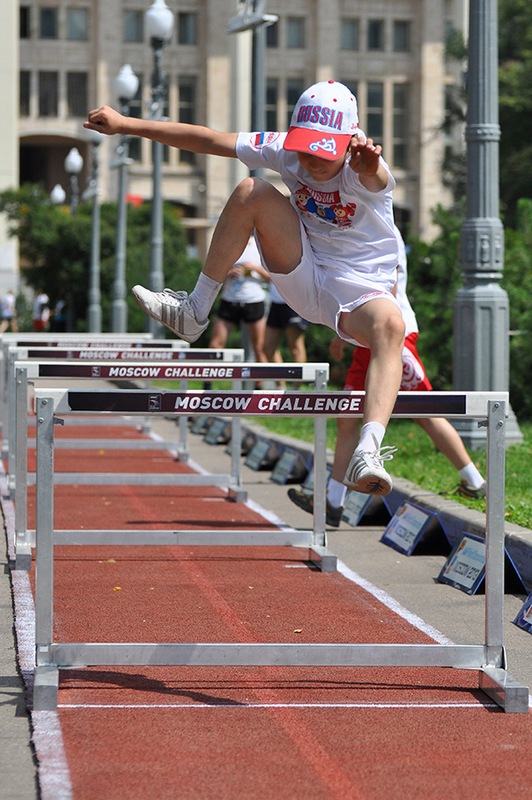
xmin=341 ymin=18 xmax=359 ymax=51
xmin=286 ymin=78 xmax=305 ymax=128
xmin=178 ymin=12 xmax=197 ymax=45
xmin=39 ymin=7 xmax=58 ymax=39
xmin=340 ymin=79 xmax=358 ymax=101
xmin=393 ymin=20 xmax=411 ymax=52
xmin=265 ymin=78 xmax=279 ymax=130
xmin=67 ymin=8 xmax=89 ymax=41
xmin=20 ymin=71 xmax=31 ymax=116
xmin=20 ymin=6 xmax=31 ymax=39
xmin=266 ymin=19 xmax=279 ymax=48
xmin=38 ymin=71 xmax=58 ymax=116
xmin=367 ymin=19 xmax=384 ymax=51
xmin=367 ymin=81 xmax=383 ymax=139
xmin=287 ymin=17 xmax=305 ymax=49
xmin=67 ymin=72 xmax=88 ymax=117
xmin=128 ymin=75 xmax=143 ymax=161
xmin=393 ymin=83 xmax=409 ymax=168
xmin=123 ymin=10 xmax=143 ymax=43
xmin=178 ymin=76 xmax=197 ymax=164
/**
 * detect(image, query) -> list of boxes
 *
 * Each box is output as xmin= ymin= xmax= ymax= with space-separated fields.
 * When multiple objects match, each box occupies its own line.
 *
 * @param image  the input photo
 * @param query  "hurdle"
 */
xmin=0 ymin=332 xmax=177 ymax=411
xmin=30 ymin=387 xmax=530 ymax=713
xmin=12 ymin=361 xmax=328 ymax=569
xmin=0 ymin=338 xmax=204 ymax=452
xmin=5 ymin=344 xmax=245 ymax=473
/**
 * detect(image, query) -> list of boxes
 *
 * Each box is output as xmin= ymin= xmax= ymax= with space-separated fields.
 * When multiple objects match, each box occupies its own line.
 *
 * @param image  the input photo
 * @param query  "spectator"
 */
xmin=0 ymin=289 xmax=19 ymax=333
xmin=50 ymin=299 xmax=67 ymax=332
xmin=264 ymin=282 xmax=308 ymax=365
xmin=32 ymin=291 xmax=50 ymax=332
xmin=206 ymin=234 xmax=270 ymax=363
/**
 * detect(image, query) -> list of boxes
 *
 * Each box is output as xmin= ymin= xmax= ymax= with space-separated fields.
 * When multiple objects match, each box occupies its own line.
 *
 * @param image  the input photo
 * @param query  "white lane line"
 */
xmin=58 ymin=701 xmax=498 ymax=710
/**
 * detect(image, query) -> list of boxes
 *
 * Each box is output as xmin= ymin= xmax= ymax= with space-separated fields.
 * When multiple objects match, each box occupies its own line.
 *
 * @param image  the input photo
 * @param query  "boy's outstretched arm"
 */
xmin=84 ymin=106 xmax=238 ymax=158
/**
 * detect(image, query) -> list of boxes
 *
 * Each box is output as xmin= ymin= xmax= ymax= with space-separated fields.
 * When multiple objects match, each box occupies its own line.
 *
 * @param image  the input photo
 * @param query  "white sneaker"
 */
xmin=343 ymin=439 xmax=397 ymax=496
xmin=132 ymin=286 xmax=209 ymax=343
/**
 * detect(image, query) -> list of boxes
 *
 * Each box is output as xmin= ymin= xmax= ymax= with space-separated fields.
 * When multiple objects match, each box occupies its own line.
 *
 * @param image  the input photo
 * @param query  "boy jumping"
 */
xmin=85 ymin=80 xmax=405 ymax=495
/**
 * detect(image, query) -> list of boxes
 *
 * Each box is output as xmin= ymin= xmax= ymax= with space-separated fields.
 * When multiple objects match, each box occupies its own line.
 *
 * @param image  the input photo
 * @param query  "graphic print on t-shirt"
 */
xmin=294 ymin=183 xmax=357 ymax=227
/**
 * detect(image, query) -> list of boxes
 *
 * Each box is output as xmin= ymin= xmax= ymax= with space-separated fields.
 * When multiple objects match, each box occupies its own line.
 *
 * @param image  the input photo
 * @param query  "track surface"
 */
xmin=11 ymin=419 xmax=532 ymax=798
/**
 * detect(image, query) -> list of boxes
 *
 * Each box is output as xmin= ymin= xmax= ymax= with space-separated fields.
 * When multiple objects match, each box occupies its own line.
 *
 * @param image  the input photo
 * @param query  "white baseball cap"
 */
xmin=283 ymin=80 xmax=359 ymax=161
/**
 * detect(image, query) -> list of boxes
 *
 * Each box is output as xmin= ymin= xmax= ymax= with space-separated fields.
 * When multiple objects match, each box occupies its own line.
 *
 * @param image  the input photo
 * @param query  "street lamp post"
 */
xmin=453 ymin=0 xmax=523 ymax=446
xmin=111 ymin=64 xmax=139 ymax=333
xmin=50 ymin=184 xmax=66 ymax=205
xmin=64 ymin=147 xmax=83 ymax=215
xmin=145 ymin=0 xmax=174 ymax=337
xmin=84 ymin=129 xmax=106 ymax=333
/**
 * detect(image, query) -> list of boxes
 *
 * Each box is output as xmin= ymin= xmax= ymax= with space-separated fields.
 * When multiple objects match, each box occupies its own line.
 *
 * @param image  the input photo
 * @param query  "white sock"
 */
xmin=327 ymin=479 xmax=347 ymax=508
xmin=356 ymin=422 xmax=386 ymax=452
xmin=459 ymin=463 xmax=485 ymax=489
xmin=188 ymin=273 xmax=223 ymax=323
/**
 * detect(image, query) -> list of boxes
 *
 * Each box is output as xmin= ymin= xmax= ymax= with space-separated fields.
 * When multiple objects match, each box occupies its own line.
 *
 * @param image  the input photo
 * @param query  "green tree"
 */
xmin=0 ymin=184 xmax=202 ymax=333
xmin=502 ymin=199 xmax=532 ymax=420
xmin=498 ymin=0 xmax=532 ymax=226
xmin=405 ymin=206 xmax=464 ymax=390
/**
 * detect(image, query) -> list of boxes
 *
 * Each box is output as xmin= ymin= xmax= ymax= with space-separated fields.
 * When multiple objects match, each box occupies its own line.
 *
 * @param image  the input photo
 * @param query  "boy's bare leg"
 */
xmin=132 ymin=177 xmax=301 ymax=340
xmin=340 ymin=298 xmax=405 ymax=428
xmin=339 ymin=298 xmax=405 ymax=494
xmin=203 ymin=178 xmax=302 ymax=282
xmin=264 ymin=326 xmax=282 ymax=362
xmin=286 ymin=326 xmax=307 ymax=362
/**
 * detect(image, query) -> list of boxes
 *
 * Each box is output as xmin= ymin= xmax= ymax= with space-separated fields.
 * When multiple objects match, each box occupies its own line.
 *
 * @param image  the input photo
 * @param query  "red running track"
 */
xmin=13 ymin=418 xmax=532 ymax=799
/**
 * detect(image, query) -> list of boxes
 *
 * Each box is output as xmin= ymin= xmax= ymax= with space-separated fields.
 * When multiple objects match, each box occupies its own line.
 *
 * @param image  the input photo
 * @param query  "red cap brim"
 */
xmin=283 ymin=127 xmax=352 ymax=161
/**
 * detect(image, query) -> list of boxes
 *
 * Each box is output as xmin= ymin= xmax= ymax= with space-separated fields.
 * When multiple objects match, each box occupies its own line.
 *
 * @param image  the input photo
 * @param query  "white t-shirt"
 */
xmin=269 ymin=282 xmax=285 ymax=305
xmin=235 ymin=131 xmax=398 ymax=288
xmin=394 ymin=228 xmax=418 ymax=335
xmin=1 ymin=292 xmax=16 ymax=318
xmin=220 ymin=236 xmax=266 ymax=304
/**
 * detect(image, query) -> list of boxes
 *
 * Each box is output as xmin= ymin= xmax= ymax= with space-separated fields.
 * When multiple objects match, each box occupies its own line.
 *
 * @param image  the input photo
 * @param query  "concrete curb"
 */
xmin=238 ymin=418 xmax=532 ymax=593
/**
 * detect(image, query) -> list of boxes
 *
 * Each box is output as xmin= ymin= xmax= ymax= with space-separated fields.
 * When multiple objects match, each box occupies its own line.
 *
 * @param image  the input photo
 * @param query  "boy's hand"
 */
xmin=348 ymin=134 xmax=382 ymax=177
xmin=84 ymin=106 xmax=125 ymax=136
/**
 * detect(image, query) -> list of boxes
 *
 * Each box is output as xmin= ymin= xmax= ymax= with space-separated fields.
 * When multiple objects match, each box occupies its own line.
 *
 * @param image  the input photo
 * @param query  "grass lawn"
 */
xmin=154 ymin=379 xmax=532 ymax=530
xmin=254 ymin=415 xmax=532 ymax=530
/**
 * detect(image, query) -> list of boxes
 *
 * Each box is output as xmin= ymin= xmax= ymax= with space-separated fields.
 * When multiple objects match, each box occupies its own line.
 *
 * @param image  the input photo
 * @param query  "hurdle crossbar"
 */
xmin=30 ymin=388 xmax=529 ymax=713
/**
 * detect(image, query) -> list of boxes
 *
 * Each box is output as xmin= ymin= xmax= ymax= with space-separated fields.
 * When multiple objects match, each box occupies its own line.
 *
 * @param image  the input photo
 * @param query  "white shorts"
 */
xmin=262 ymin=220 xmax=400 ymax=347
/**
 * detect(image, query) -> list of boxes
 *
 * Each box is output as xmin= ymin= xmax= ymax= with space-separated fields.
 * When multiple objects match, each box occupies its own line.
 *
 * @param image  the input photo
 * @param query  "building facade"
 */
xmin=4 ymin=0 xmax=467 ymax=285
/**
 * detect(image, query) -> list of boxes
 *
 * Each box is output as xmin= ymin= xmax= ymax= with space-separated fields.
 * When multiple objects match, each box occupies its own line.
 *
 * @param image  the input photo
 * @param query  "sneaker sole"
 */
xmin=343 ymin=474 xmax=393 ymax=496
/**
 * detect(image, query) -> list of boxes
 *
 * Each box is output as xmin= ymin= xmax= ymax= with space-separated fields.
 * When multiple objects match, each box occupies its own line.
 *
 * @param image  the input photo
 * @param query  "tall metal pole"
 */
xmin=86 ymin=139 xmax=102 ymax=333
xmin=148 ymin=37 xmax=166 ymax=338
xmin=111 ymin=101 xmax=132 ymax=333
xmin=453 ymin=0 xmax=522 ymax=446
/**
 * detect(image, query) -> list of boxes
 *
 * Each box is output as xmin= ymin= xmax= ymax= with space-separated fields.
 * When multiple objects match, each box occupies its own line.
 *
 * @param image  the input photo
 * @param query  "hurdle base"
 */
xmin=14 ymin=540 xmax=32 ymax=571
xmin=310 ymin=545 xmax=337 ymax=573
xmin=35 ymin=642 xmax=529 ymax=712
xmin=479 ymin=666 xmax=530 ymax=713
xmin=33 ymin=665 xmax=59 ymax=711
xmin=227 ymin=486 xmax=248 ymax=503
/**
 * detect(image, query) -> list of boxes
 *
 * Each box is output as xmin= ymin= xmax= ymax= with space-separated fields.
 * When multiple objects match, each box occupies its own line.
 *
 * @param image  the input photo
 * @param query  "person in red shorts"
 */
xmin=288 ymin=230 xmax=486 ymax=527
